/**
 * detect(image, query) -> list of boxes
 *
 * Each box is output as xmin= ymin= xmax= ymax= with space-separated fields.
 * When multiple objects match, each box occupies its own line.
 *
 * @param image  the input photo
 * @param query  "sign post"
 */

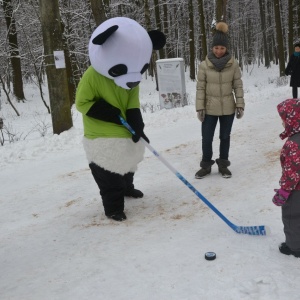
xmin=156 ymin=58 xmax=187 ymax=109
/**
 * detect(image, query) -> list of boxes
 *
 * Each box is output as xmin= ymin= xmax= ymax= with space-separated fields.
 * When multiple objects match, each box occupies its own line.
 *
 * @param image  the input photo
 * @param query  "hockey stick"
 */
xmin=119 ymin=116 xmax=267 ymax=236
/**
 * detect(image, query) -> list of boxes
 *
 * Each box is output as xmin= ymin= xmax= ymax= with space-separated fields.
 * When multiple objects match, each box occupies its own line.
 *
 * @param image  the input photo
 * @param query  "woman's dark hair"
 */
xmin=294 ymin=43 xmax=300 ymax=48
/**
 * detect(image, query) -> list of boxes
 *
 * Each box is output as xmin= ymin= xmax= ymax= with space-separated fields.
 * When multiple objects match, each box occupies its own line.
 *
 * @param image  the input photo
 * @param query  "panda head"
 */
xmin=89 ymin=17 xmax=166 ymax=90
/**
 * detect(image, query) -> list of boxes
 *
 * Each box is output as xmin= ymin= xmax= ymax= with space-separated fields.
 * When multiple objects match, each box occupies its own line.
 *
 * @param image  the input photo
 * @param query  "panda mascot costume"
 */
xmin=76 ymin=17 xmax=166 ymax=221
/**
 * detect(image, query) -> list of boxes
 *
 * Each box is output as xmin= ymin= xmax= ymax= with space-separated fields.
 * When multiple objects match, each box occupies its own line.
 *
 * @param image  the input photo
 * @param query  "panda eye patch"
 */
xmin=141 ymin=63 xmax=149 ymax=74
xmin=108 ymin=64 xmax=128 ymax=77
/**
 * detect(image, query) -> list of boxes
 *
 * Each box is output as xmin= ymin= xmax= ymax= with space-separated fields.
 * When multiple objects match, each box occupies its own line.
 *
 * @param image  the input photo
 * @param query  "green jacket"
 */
xmin=76 ymin=66 xmax=140 ymax=139
xmin=196 ymin=56 xmax=244 ymax=115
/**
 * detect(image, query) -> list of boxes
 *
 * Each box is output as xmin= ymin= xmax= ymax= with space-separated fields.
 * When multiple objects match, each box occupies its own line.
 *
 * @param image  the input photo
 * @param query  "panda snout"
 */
xmin=126 ymin=81 xmax=140 ymax=89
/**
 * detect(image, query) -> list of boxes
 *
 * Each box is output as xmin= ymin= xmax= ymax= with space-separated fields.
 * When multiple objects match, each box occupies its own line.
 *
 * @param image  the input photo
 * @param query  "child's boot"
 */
xmin=279 ymin=242 xmax=300 ymax=258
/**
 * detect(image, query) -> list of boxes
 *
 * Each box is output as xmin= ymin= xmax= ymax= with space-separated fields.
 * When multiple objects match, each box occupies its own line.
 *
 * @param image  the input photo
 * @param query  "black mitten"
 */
xmin=126 ymin=108 xmax=150 ymax=143
xmin=132 ymin=131 xmax=150 ymax=143
xmin=284 ymin=68 xmax=290 ymax=76
xmin=86 ymin=99 xmax=122 ymax=124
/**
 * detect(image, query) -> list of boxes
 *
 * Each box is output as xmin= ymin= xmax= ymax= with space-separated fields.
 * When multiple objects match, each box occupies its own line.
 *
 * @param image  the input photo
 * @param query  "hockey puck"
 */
xmin=205 ymin=252 xmax=216 ymax=261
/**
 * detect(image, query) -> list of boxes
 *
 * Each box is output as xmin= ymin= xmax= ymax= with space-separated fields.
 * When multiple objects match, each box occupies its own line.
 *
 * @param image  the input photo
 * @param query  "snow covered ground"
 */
xmin=1 ymin=65 xmax=299 ymax=300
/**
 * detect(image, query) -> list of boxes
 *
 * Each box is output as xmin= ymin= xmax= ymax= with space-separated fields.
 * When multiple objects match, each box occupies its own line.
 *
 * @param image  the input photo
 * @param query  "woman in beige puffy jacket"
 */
xmin=195 ymin=22 xmax=245 ymax=179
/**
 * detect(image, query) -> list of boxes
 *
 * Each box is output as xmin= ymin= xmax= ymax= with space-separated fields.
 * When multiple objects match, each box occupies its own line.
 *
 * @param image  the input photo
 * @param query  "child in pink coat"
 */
xmin=273 ymin=98 xmax=300 ymax=257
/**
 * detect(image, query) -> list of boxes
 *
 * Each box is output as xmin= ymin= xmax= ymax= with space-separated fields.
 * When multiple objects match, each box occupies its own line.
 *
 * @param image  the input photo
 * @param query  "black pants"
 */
xmin=201 ymin=114 xmax=235 ymax=162
xmin=89 ymin=163 xmax=135 ymax=215
xmin=292 ymin=86 xmax=298 ymax=98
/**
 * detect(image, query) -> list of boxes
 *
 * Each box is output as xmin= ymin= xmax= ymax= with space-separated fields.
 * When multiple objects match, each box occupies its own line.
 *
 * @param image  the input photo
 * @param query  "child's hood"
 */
xmin=277 ymin=98 xmax=300 ymax=139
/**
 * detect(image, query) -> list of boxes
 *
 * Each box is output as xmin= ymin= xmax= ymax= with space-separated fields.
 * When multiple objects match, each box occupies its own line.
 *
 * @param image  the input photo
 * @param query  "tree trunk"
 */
xmin=188 ymin=0 xmax=195 ymax=80
xmin=215 ymin=0 xmax=227 ymax=22
xmin=60 ymin=1 xmax=77 ymax=107
xmin=266 ymin=0 xmax=275 ymax=63
xmin=144 ymin=0 xmax=154 ymax=77
xmin=298 ymin=2 xmax=300 ymax=38
xmin=288 ymin=0 xmax=293 ymax=55
xmin=90 ymin=0 xmax=107 ymax=26
xmin=247 ymin=18 xmax=253 ymax=65
xmin=163 ymin=3 xmax=171 ymax=58
xmin=222 ymin=0 xmax=227 ymax=22
xmin=170 ymin=4 xmax=179 ymax=58
xmin=2 ymin=0 xmax=25 ymax=101
xmin=258 ymin=0 xmax=270 ymax=67
xmin=242 ymin=22 xmax=247 ymax=67
xmin=39 ymin=0 xmax=73 ymax=134
xmin=153 ymin=0 xmax=165 ymax=59
xmin=197 ymin=0 xmax=207 ymax=60
xmin=144 ymin=0 xmax=151 ymax=30
xmin=274 ymin=0 xmax=286 ymax=76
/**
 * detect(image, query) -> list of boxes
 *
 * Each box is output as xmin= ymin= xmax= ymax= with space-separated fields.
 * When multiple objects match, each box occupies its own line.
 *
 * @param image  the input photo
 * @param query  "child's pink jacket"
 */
xmin=277 ymin=99 xmax=300 ymax=191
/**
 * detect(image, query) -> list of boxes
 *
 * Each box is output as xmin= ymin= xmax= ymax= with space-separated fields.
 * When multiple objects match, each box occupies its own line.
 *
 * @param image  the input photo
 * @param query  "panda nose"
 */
xmin=126 ymin=81 xmax=140 ymax=89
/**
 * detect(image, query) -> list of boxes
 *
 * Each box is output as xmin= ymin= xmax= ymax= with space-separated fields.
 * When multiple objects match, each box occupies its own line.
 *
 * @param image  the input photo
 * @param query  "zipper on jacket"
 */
xmin=219 ymin=71 xmax=223 ymax=114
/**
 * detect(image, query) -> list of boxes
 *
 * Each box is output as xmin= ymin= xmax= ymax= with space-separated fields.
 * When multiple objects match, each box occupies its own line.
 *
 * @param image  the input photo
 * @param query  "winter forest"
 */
xmin=2 ymin=1 xmax=300 ymax=299
xmin=0 ymin=0 xmax=299 ymax=138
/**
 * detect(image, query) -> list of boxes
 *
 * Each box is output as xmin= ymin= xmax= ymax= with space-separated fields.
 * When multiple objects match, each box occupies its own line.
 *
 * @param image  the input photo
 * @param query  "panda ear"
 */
xmin=92 ymin=25 xmax=119 ymax=45
xmin=148 ymin=30 xmax=166 ymax=50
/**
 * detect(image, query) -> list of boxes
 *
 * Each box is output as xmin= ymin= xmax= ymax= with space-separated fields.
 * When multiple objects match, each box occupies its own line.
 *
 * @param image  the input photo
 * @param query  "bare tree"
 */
xmin=258 ymin=0 xmax=270 ymax=67
xmin=197 ymin=0 xmax=207 ymax=60
xmin=287 ymin=0 xmax=293 ymax=54
xmin=274 ymin=0 xmax=286 ymax=76
xmin=153 ymin=0 xmax=165 ymax=59
xmin=2 ymin=0 xmax=25 ymax=101
xmin=215 ymin=0 xmax=227 ymax=22
xmin=143 ymin=0 xmax=157 ymax=78
xmin=0 ymin=0 xmax=298 ymax=106
xmin=162 ymin=2 xmax=171 ymax=58
xmin=297 ymin=1 xmax=300 ymax=39
xmin=90 ymin=0 xmax=107 ymax=26
xmin=0 ymin=72 xmax=20 ymax=116
xmin=188 ymin=0 xmax=195 ymax=80
xmin=39 ymin=0 xmax=73 ymax=134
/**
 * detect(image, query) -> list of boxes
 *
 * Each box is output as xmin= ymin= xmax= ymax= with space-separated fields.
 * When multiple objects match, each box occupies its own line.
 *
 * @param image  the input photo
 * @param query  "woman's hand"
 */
xmin=197 ymin=110 xmax=205 ymax=122
xmin=236 ymin=107 xmax=244 ymax=119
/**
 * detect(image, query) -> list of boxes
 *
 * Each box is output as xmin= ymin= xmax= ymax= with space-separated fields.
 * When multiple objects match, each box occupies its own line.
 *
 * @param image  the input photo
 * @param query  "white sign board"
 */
xmin=53 ymin=50 xmax=66 ymax=69
xmin=156 ymin=58 xmax=187 ymax=109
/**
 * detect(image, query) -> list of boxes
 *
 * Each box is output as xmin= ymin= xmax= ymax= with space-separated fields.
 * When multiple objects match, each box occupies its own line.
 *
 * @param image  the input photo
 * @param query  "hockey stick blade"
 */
xmin=120 ymin=116 xmax=268 ymax=236
xmin=234 ymin=225 xmax=268 ymax=235
xmin=177 ymin=172 xmax=267 ymax=236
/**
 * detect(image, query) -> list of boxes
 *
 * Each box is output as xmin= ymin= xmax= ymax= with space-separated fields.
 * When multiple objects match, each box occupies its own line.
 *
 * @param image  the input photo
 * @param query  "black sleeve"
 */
xmin=86 ymin=99 xmax=122 ymax=124
xmin=285 ymin=55 xmax=294 ymax=76
xmin=285 ymin=64 xmax=291 ymax=76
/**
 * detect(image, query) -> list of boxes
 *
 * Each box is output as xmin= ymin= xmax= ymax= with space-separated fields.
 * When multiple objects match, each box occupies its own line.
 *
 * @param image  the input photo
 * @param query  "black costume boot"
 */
xmin=125 ymin=189 xmax=144 ymax=198
xmin=124 ymin=172 xmax=144 ymax=198
xmin=106 ymin=212 xmax=127 ymax=222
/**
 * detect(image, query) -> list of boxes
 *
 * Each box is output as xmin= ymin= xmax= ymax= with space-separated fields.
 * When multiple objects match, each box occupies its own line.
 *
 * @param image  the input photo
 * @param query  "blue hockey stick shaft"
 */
xmin=120 ymin=116 xmax=267 ymax=236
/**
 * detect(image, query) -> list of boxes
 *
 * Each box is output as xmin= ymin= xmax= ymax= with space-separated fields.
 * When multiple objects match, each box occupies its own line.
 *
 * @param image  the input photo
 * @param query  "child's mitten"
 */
xmin=272 ymin=188 xmax=290 ymax=206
